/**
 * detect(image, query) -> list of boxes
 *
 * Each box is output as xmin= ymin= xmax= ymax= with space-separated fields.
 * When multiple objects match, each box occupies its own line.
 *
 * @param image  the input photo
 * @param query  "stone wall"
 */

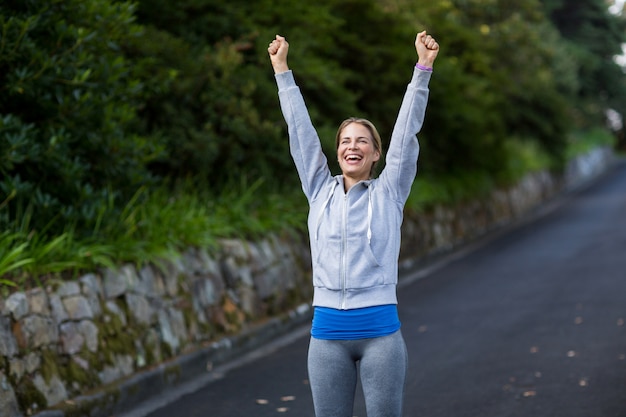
xmin=0 ymin=147 xmax=615 ymax=417
xmin=399 ymin=170 xmax=558 ymax=264
xmin=0 ymin=234 xmax=313 ymax=417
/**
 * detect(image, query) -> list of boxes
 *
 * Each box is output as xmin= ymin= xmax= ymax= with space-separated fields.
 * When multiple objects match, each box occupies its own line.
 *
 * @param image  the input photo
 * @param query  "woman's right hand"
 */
xmin=268 ymin=35 xmax=290 ymax=74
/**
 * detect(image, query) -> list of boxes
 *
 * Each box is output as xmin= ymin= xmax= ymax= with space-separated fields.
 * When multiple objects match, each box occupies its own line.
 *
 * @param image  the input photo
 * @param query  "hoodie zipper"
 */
xmin=340 ymin=192 xmax=348 ymax=310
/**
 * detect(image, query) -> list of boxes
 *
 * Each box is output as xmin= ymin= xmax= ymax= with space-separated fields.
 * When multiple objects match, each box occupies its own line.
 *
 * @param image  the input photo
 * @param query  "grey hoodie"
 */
xmin=276 ymin=68 xmax=431 ymax=310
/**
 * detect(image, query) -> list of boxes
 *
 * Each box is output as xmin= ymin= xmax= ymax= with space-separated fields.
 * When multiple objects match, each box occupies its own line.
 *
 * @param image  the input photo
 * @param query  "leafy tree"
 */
xmin=382 ymin=0 xmax=576 ymax=176
xmin=129 ymin=0 xmax=361 ymax=182
xmin=486 ymin=4 xmax=575 ymax=165
xmin=542 ymin=0 xmax=626 ymax=127
xmin=122 ymin=27 xmax=289 ymax=185
xmin=0 ymin=0 xmax=162 ymax=234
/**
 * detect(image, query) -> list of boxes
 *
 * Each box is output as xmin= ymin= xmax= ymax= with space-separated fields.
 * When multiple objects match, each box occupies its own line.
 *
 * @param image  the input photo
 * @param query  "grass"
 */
xmin=565 ymin=127 xmax=616 ymax=159
xmin=0 ymin=178 xmax=308 ymax=293
xmin=0 ymin=128 xmax=617 ymax=292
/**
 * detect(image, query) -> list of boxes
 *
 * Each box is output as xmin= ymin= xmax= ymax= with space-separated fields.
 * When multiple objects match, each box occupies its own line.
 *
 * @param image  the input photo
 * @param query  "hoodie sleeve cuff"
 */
xmin=410 ymin=67 xmax=432 ymax=89
xmin=275 ymin=70 xmax=296 ymax=91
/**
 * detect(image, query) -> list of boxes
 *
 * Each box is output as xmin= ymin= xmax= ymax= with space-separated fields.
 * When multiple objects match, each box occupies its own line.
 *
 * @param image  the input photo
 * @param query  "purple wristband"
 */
xmin=415 ymin=63 xmax=433 ymax=72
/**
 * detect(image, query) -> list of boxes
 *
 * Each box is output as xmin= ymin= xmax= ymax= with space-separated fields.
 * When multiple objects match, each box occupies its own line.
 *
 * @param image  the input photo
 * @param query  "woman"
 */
xmin=268 ymin=30 xmax=439 ymax=417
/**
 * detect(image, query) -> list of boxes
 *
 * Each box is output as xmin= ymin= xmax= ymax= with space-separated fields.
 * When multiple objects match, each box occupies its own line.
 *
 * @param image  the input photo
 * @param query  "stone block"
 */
xmin=157 ymin=309 xmax=179 ymax=353
xmin=77 ymin=320 xmax=99 ymax=353
xmin=158 ymin=308 xmax=188 ymax=353
xmin=169 ymin=308 xmax=188 ymax=345
xmin=197 ymin=248 xmax=221 ymax=276
xmin=103 ymin=265 xmax=138 ymax=299
xmin=144 ymin=328 xmax=163 ymax=364
xmin=24 ymin=352 xmax=40 ymax=374
xmin=25 ymin=288 xmax=50 ymax=316
xmin=18 ymin=316 xmax=58 ymax=349
xmin=59 ymin=322 xmax=84 ymax=355
xmin=254 ymin=264 xmax=281 ymax=300
xmin=220 ymin=238 xmax=248 ymax=260
xmin=104 ymin=301 xmax=127 ymax=326
xmin=48 ymin=294 xmax=69 ymax=324
xmin=220 ymin=257 xmax=239 ymax=288
xmin=193 ymin=278 xmax=217 ymax=308
xmin=137 ymin=264 xmax=160 ymax=296
xmin=80 ymin=274 xmax=103 ymax=318
xmin=56 ymin=282 xmax=81 ymax=298
xmin=79 ymin=273 xmax=103 ymax=297
xmin=5 ymin=293 xmax=28 ymax=321
xmin=0 ymin=371 xmax=21 ymax=417
xmin=247 ymin=241 xmax=266 ymax=273
xmin=33 ymin=373 xmax=67 ymax=408
xmin=0 ymin=315 xmax=18 ymax=357
xmin=8 ymin=352 xmax=40 ymax=381
xmin=98 ymin=365 xmax=122 ymax=385
xmin=239 ymin=266 xmax=254 ymax=287
xmin=125 ymin=293 xmax=154 ymax=325
xmin=237 ymin=286 xmax=259 ymax=316
xmin=9 ymin=351 xmax=41 ymax=381
xmin=115 ymin=354 xmax=135 ymax=378
xmin=158 ymin=257 xmax=184 ymax=296
xmin=98 ymin=354 xmax=135 ymax=386
xmin=62 ymin=295 xmax=94 ymax=321
xmin=181 ymin=248 xmax=203 ymax=275
xmin=8 ymin=358 xmax=24 ymax=380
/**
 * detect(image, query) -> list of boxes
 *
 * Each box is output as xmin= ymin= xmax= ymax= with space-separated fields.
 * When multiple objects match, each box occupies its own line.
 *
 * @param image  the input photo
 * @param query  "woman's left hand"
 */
xmin=415 ymin=31 xmax=439 ymax=68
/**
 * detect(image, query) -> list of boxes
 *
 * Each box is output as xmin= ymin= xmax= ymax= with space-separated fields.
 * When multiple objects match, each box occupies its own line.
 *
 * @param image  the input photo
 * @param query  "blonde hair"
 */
xmin=335 ymin=117 xmax=383 ymax=177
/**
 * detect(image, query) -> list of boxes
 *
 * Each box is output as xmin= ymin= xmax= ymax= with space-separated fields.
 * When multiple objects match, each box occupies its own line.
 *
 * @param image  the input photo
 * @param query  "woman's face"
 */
xmin=337 ymin=122 xmax=380 ymax=182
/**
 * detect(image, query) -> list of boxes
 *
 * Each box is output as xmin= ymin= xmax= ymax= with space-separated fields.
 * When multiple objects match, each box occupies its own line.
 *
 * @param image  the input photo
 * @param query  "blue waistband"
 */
xmin=311 ymin=304 xmax=401 ymax=340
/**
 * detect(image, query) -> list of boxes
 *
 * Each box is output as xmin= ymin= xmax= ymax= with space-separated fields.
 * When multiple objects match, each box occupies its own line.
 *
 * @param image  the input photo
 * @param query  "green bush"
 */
xmin=122 ymin=28 xmax=291 ymax=186
xmin=0 ymin=0 xmax=163 ymax=235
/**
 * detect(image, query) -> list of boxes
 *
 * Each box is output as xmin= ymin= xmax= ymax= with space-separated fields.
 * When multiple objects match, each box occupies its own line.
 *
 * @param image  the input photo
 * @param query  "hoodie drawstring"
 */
xmin=316 ymin=181 xmax=337 ymax=241
xmin=367 ymin=185 xmax=372 ymax=244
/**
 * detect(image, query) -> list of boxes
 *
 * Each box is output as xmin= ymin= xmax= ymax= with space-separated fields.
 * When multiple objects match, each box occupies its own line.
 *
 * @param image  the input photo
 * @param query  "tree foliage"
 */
xmin=1 ymin=0 xmax=624 ymax=236
xmin=542 ymin=0 xmax=626 ymax=126
xmin=383 ymin=0 xmax=580 ymax=175
xmin=0 ymin=0 xmax=162 ymax=234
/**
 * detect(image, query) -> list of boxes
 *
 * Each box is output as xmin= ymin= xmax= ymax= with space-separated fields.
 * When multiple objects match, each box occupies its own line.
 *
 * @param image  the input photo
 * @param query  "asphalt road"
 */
xmin=134 ymin=160 xmax=626 ymax=417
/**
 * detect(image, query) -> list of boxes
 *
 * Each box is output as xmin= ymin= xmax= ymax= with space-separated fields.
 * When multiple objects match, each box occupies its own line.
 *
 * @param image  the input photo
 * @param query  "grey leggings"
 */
xmin=307 ymin=330 xmax=408 ymax=417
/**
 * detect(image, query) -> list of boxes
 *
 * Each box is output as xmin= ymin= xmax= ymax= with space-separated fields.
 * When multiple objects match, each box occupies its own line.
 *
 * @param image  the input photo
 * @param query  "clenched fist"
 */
xmin=268 ymin=35 xmax=290 ymax=74
xmin=415 ymin=31 xmax=439 ymax=68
